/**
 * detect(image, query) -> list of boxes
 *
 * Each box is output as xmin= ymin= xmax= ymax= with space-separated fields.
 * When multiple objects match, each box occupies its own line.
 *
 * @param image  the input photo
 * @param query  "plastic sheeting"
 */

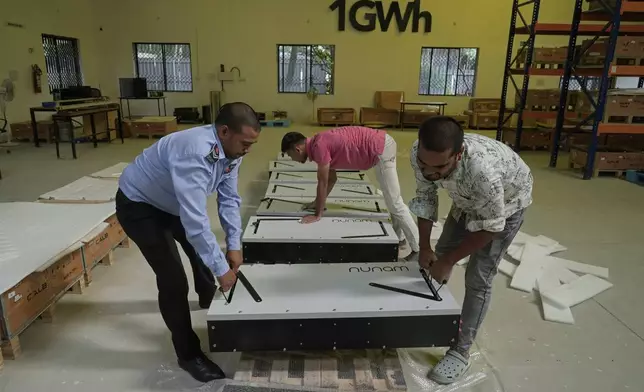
xmin=147 ymin=347 xmax=503 ymax=392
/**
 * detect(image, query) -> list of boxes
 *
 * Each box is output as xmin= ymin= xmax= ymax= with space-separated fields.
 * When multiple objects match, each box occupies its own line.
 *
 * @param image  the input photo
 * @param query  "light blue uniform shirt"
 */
xmin=119 ymin=125 xmax=242 ymax=277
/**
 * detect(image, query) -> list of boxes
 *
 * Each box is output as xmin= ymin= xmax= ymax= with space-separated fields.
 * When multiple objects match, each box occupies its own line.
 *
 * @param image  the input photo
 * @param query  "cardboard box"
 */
xmin=615 ymin=36 xmax=644 ymax=64
xmin=503 ymin=129 xmax=551 ymax=150
xmin=402 ymin=110 xmax=437 ymax=126
xmin=520 ymin=89 xmax=560 ymax=111
xmin=469 ymin=112 xmax=499 ymax=129
xmin=570 ymin=145 xmax=644 ymax=173
xmin=375 ymin=91 xmax=404 ymax=111
xmin=0 ymin=249 xmax=84 ymax=340
xmin=130 ymin=116 xmax=178 ymax=139
xmin=317 ymin=108 xmax=355 ymax=125
xmin=10 ymin=121 xmax=54 ymax=143
xmin=605 ymin=91 xmax=644 ymax=120
xmin=579 ymin=39 xmax=608 ymax=65
xmin=360 ymin=107 xmax=399 ymax=126
xmin=469 ymin=98 xmax=501 ymax=112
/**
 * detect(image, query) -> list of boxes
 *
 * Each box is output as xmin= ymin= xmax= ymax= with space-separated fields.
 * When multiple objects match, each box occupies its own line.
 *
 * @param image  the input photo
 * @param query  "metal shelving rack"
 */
xmin=496 ymin=0 xmax=644 ymax=180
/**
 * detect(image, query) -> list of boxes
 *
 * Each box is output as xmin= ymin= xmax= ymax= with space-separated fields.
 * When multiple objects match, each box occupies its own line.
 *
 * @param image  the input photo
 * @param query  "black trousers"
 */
xmin=115 ymin=189 xmax=216 ymax=360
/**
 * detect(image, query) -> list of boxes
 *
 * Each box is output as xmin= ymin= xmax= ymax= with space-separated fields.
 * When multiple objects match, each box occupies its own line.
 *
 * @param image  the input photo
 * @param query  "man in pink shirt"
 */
xmin=281 ymin=126 xmax=420 ymax=259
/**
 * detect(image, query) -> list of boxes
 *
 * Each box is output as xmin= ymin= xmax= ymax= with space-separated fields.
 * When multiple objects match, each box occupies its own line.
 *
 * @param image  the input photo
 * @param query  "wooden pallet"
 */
xmin=234 ymin=350 xmax=406 ymax=391
xmin=1 ymin=268 xmax=86 ymax=360
xmin=81 ymin=216 xmax=130 ymax=286
xmin=569 ymin=161 xmax=627 ymax=178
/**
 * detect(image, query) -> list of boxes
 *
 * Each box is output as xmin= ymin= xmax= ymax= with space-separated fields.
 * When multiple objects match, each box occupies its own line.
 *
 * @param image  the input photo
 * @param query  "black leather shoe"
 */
xmin=178 ymin=355 xmax=226 ymax=383
xmin=198 ymin=288 xmax=216 ymax=309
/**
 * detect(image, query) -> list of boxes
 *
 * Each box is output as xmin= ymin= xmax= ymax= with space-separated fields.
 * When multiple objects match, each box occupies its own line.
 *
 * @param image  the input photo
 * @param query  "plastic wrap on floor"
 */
xmin=147 ymin=348 xmax=502 ymax=392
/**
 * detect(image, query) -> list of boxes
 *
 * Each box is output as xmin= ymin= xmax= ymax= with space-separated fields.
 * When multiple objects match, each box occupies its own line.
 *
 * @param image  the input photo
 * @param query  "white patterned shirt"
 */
xmin=409 ymin=134 xmax=533 ymax=233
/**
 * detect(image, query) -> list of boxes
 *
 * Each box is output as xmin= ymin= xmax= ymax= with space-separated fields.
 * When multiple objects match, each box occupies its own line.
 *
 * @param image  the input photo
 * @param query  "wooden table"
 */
xmin=400 ymin=101 xmax=447 ymax=130
xmin=30 ymin=100 xmax=124 ymax=158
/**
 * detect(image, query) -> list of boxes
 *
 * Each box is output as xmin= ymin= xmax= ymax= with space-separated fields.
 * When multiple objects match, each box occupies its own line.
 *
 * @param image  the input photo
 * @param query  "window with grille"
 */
xmin=418 ymin=47 xmax=478 ymax=96
xmin=562 ymin=76 xmax=601 ymax=92
xmin=41 ymin=34 xmax=83 ymax=93
xmin=133 ymin=43 xmax=193 ymax=92
xmin=277 ymin=45 xmax=335 ymax=94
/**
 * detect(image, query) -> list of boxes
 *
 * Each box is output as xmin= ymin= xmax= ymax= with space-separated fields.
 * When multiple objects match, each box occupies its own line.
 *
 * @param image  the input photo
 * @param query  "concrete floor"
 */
xmin=0 ymin=125 xmax=643 ymax=392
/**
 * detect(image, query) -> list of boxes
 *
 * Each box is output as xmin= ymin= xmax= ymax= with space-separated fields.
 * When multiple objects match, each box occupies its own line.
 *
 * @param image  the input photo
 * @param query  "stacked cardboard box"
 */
xmin=517 ymin=47 xmax=568 ymax=69
xmin=615 ymin=36 xmax=644 ymax=65
xmin=467 ymin=98 xmax=500 ymax=129
xmin=604 ymin=89 xmax=644 ymax=124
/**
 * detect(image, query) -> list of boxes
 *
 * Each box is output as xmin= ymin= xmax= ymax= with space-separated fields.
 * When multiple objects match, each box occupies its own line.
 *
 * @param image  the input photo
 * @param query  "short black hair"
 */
xmin=281 ymin=132 xmax=307 ymax=153
xmin=418 ymin=116 xmax=464 ymax=154
xmin=215 ymin=102 xmax=261 ymax=132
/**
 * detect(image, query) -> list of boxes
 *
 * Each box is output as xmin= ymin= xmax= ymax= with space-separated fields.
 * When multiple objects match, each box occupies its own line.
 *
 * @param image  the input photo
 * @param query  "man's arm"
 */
xmin=315 ymin=163 xmax=331 ymax=216
xmin=326 ymin=169 xmax=337 ymax=196
xmin=217 ymin=160 xmax=242 ymax=252
xmin=170 ymin=154 xmax=229 ymax=277
xmin=408 ymin=146 xmax=440 ymax=250
xmin=440 ymin=173 xmax=506 ymax=266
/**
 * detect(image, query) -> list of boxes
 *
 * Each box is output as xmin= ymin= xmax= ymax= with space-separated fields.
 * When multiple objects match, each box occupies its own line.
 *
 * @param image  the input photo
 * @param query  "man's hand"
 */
xmin=226 ymin=250 xmax=243 ymax=272
xmin=300 ymin=215 xmax=321 ymax=224
xmin=217 ymin=269 xmax=237 ymax=292
xmin=429 ymin=258 xmax=453 ymax=284
xmin=418 ymin=247 xmax=438 ymax=269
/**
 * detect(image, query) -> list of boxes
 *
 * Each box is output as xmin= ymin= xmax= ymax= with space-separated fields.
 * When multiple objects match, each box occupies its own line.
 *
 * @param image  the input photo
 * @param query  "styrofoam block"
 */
xmin=511 ymin=231 xmax=536 ymax=245
xmin=541 ymin=274 xmax=613 ymax=308
xmin=549 ymin=256 xmax=609 ymax=279
xmin=506 ymin=243 xmax=524 ymax=261
xmin=510 ymin=243 xmax=551 ymax=292
xmin=537 ymin=267 xmax=575 ymax=325
xmin=498 ymin=258 xmax=518 ymax=277
xmin=552 ymin=265 xmax=579 ymax=284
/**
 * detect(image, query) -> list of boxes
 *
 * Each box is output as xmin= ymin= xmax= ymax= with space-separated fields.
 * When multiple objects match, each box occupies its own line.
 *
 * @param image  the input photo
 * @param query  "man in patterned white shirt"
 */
xmin=409 ymin=116 xmax=533 ymax=385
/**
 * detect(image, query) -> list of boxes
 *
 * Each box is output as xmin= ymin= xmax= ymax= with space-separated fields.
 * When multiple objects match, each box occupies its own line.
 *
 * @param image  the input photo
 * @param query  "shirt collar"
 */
xmin=206 ymin=126 xmax=228 ymax=163
xmin=305 ymin=137 xmax=313 ymax=162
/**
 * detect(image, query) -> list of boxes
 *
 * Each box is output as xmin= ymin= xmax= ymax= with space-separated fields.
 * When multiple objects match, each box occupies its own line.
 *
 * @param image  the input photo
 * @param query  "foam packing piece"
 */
xmin=510 ymin=243 xmax=552 ymax=292
xmin=540 ymin=274 xmax=613 ymax=308
xmin=537 ymin=267 xmax=575 ymax=325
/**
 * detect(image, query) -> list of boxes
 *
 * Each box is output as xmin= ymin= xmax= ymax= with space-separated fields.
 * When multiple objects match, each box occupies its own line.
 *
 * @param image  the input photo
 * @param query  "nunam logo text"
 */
xmin=349 ymin=265 xmax=410 ymax=272
xmin=330 ymin=0 xmax=432 ymax=33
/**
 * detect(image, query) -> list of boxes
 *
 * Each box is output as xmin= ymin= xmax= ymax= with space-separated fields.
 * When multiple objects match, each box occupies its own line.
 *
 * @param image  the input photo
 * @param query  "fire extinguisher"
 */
xmin=32 ymin=64 xmax=43 ymax=94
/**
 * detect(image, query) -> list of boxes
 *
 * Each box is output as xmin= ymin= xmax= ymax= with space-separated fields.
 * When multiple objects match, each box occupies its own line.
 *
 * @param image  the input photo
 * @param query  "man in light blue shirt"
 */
xmin=115 ymin=102 xmax=261 ymax=383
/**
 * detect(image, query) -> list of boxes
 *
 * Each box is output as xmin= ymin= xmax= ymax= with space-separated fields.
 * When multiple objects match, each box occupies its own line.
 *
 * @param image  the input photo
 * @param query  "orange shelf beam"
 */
xmin=622 ymin=1 xmax=644 ymax=13
xmin=598 ymin=123 xmax=644 ymax=134
xmin=609 ymin=64 xmax=644 ymax=76
xmin=510 ymin=68 xmax=604 ymax=76
xmin=516 ymin=23 xmax=644 ymax=36
xmin=523 ymin=111 xmax=579 ymax=120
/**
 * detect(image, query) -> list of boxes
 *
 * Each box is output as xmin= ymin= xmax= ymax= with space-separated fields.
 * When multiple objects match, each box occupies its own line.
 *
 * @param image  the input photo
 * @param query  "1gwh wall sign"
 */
xmin=330 ymin=0 xmax=432 ymax=33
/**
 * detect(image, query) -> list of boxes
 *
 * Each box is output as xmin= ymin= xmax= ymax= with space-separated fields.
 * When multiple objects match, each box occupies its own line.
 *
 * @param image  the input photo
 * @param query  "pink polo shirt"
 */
xmin=306 ymin=126 xmax=386 ymax=170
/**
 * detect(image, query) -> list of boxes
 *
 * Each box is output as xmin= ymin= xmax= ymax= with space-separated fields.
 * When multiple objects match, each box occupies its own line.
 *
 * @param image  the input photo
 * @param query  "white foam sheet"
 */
xmin=0 ymin=202 xmax=116 ymax=294
xmin=541 ymin=274 xmax=613 ymax=308
xmin=276 ymin=152 xmax=292 ymax=161
xmin=208 ymin=262 xmax=461 ymax=321
xmin=90 ymin=162 xmax=129 ymax=179
xmin=242 ymin=216 xmax=399 ymax=244
xmin=266 ymin=183 xmax=380 ymax=199
xmin=537 ymin=267 xmax=575 ymax=325
xmin=268 ymin=160 xmax=357 ymax=172
xmin=257 ymin=197 xmax=390 ymax=219
xmin=498 ymin=258 xmax=518 ymax=277
xmin=39 ymin=176 xmax=119 ymax=202
xmin=269 ymin=171 xmax=370 ymax=185
xmin=510 ymin=243 xmax=551 ymax=292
